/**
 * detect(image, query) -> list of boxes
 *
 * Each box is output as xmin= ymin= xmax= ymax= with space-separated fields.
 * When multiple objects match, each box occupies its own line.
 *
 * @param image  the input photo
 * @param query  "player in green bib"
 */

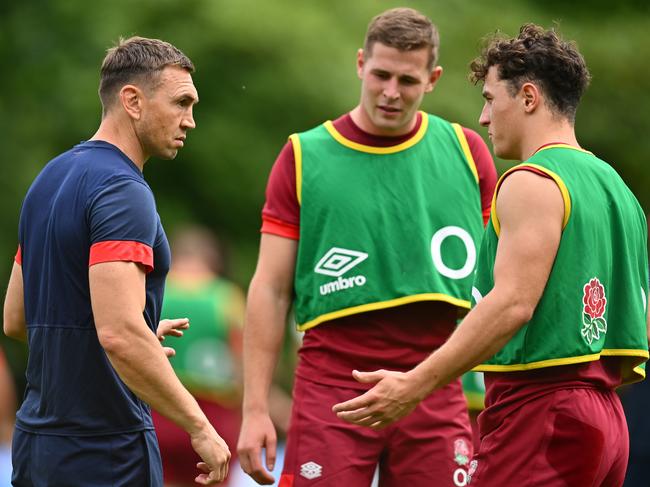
xmin=334 ymin=24 xmax=648 ymax=487
xmin=238 ymin=8 xmax=497 ymax=487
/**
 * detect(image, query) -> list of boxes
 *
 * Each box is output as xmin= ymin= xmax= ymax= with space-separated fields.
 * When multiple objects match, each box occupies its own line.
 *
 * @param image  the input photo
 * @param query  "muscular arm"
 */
xmin=333 ymin=170 xmax=564 ymax=427
xmin=3 ymin=263 xmax=26 ymax=342
xmin=90 ymin=261 xmax=230 ymax=484
xmin=238 ymin=233 xmax=297 ymax=485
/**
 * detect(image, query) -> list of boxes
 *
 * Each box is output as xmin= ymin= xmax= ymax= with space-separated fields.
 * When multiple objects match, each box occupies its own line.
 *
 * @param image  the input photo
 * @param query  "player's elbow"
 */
xmin=3 ymin=321 xmax=23 ymax=340
xmin=3 ymin=308 xmax=26 ymax=341
xmin=505 ymin=299 xmax=536 ymax=330
xmin=96 ymin=323 xmax=131 ymax=357
xmin=487 ymin=290 xmax=536 ymax=338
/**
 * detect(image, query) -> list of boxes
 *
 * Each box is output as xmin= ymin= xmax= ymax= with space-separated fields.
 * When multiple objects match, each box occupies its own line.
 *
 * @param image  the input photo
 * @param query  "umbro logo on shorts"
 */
xmin=300 ymin=461 xmax=323 ymax=480
xmin=314 ymin=247 xmax=368 ymax=277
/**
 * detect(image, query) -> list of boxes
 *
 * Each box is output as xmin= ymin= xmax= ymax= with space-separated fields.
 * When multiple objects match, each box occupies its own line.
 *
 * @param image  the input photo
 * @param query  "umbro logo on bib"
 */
xmin=314 ymin=247 xmax=368 ymax=277
xmin=315 ymin=247 xmax=368 ymax=296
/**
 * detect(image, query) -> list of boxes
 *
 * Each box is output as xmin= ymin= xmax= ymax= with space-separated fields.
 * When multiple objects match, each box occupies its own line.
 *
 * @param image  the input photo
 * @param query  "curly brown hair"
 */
xmin=364 ymin=8 xmax=440 ymax=71
xmin=99 ymin=36 xmax=194 ymax=115
xmin=470 ymin=24 xmax=591 ymax=122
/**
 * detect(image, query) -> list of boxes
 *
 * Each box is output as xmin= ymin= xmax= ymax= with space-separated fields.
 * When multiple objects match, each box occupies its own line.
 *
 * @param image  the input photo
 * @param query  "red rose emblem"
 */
xmin=454 ymin=439 xmax=470 ymax=457
xmin=583 ymin=278 xmax=606 ymax=319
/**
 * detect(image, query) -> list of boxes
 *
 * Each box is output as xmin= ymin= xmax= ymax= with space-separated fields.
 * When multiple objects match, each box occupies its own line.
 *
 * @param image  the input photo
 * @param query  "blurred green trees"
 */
xmin=1 ymin=0 xmax=649 ymax=373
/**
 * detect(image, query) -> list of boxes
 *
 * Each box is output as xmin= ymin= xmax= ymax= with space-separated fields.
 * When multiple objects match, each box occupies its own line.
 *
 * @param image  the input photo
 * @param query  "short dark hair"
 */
xmin=470 ymin=24 xmax=591 ymax=122
xmin=98 ymin=36 xmax=195 ymax=115
xmin=364 ymin=8 xmax=440 ymax=71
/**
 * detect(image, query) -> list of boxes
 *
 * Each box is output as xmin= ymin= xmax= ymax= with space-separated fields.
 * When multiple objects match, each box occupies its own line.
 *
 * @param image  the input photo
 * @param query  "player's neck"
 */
xmin=91 ymin=117 xmax=147 ymax=171
xmin=520 ymin=118 xmax=580 ymax=161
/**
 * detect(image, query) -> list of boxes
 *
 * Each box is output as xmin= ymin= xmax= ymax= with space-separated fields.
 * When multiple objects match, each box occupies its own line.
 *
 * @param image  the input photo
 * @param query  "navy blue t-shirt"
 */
xmin=15 ymin=140 xmax=170 ymax=436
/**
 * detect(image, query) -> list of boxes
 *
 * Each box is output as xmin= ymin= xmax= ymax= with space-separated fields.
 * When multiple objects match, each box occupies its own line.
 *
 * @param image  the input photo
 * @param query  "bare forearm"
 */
xmin=410 ymin=290 xmax=531 ymax=397
xmin=101 ymin=323 xmax=207 ymax=435
xmin=242 ymin=281 xmax=291 ymax=415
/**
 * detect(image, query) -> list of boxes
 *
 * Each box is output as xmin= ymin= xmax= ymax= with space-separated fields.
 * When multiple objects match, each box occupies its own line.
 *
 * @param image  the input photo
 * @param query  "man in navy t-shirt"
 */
xmin=3 ymin=36 xmax=230 ymax=486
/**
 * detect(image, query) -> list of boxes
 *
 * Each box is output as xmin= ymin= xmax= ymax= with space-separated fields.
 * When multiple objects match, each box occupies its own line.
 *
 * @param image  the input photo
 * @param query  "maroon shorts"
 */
xmin=279 ymin=375 xmax=473 ymax=487
xmin=152 ymin=398 xmax=241 ymax=486
xmin=470 ymin=387 xmax=628 ymax=487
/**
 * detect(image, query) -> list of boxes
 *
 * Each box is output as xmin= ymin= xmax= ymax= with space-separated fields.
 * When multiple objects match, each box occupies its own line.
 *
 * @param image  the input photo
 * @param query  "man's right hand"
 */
xmin=190 ymin=424 xmax=231 ymax=485
xmin=237 ymin=412 xmax=277 ymax=485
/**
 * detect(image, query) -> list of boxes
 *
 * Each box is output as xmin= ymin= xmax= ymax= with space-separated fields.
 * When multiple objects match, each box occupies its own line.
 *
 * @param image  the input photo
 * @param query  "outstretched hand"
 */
xmin=331 ymin=369 xmax=427 ymax=430
xmin=156 ymin=318 xmax=190 ymax=357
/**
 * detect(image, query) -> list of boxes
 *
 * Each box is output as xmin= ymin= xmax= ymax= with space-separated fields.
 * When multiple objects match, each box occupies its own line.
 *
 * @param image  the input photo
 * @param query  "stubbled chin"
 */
xmin=374 ymin=113 xmax=402 ymax=127
xmin=158 ymin=149 xmax=178 ymax=160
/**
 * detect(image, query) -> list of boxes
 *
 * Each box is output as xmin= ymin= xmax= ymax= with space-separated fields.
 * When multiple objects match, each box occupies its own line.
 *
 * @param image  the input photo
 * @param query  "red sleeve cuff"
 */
xmin=89 ymin=240 xmax=154 ymax=273
xmin=15 ymin=245 xmax=22 ymax=265
xmin=261 ymin=216 xmax=300 ymax=240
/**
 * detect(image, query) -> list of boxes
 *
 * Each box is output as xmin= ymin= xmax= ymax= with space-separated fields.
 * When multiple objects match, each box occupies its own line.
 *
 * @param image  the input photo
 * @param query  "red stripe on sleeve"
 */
xmin=261 ymin=216 xmax=300 ymax=240
xmin=15 ymin=245 xmax=22 ymax=265
xmin=89 ymin=241 xmax=154 ymax=273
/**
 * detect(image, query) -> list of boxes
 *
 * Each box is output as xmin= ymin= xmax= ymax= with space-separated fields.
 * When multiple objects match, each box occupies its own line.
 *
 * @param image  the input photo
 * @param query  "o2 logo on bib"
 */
xmin=431 ymin=226 xmax=476 ymax=279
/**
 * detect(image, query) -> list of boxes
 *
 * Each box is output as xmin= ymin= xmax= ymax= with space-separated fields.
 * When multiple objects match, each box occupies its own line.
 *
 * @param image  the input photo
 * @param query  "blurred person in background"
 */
xmin=154 ymin=225 xmax=294 ymax=487
xmin=153 ymin=226 xmax=245 ymax=487
xmin=3 ymin=36 xmax=230 ymax=486
xmin=0 ymin=345 xmax=16 ymax=485
xmin=238 ymin=7 xmax=496 ymax=486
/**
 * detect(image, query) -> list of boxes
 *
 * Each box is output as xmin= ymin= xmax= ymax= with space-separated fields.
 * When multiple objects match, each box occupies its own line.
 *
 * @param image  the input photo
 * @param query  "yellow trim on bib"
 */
xmin=289 ymin=134 xmax=303 ymax=205
xmin=323 ymin=112 xmax=429 ymax=154
xmin=297 ymin=292 xmax=470 ymax=331
xmin=473 ymin=348 xmax=649 ymax=375
xmin=451 ymin=123 xmax=479 ymax=184
xmin=633 ymin=365 xmax=647 ymax=379
xmin=535 ymin=144 xmax=592 ymax=155
xmin=491 ymin=164 xmax=572 ymax=237
xmin=474 ymin=353 xmax=601 ymax=372
xmin=601 ymin=348 xmax=650 ymax=358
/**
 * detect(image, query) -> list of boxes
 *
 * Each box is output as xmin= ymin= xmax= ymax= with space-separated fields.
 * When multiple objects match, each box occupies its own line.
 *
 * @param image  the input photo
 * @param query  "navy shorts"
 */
xmin=11 ymin=428 xmax=162 ymax=487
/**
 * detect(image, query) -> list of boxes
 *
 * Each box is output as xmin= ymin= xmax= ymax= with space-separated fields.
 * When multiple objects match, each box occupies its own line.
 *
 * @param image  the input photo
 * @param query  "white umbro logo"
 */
xmin=314 ymin=247 xmax=368 ymax=277
xmin=300 ymin=461 xmax=322 ymax=480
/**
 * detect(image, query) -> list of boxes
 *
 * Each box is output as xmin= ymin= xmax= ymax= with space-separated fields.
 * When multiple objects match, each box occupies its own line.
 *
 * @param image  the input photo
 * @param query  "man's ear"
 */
xmin=119 ymin=85 xmax=143 ymax=120
xmin=521 ymin=82 xmax=541 ymax=113
xmin=356 ymin=48 xmax=365 ymax=80
xmin=425 ymin=66 xmax=443 ymax=93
